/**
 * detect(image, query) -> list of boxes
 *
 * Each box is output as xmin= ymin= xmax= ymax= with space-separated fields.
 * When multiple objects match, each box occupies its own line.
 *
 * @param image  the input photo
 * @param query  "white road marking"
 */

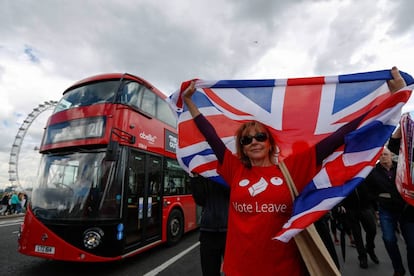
xmin=143 ymin=241 xmax=200 ymax=276
xmin=0 ymin=218 xmax=23 ymax=228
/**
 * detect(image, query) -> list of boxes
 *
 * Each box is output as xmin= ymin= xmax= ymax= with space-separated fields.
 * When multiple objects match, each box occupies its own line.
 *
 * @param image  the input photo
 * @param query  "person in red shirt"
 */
xmin=182 ymin=67 xmax=406 ymax=276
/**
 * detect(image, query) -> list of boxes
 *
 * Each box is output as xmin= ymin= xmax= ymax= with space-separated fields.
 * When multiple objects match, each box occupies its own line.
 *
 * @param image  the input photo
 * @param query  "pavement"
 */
xmin=338 ymin=227 xmax=409 ymax=276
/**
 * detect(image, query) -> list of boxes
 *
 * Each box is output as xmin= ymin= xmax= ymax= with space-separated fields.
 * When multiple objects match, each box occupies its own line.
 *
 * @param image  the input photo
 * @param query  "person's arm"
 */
xmin=315 ymin=67 xmax=407 ymax=164
xmin=392 ymin=125 xmax=402 ymax=139
xmin=182 ymin=81 xmax=201 ymax=118
xmin=315 ymin=114 xmax=365 ymax=165
xmin=388 ymin=127 xmax=401 ymax=155
xmin=386 ymin=67 xmax=406 ymax=155
xmin=364 ymin=171 xmax=379 ymax=209
xmin=182 ymin=81 xmax=226 ymax=163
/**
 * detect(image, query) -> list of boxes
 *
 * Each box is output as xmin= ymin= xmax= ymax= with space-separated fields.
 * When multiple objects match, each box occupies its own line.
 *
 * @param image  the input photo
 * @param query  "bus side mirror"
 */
xmin=106 ymin=141 xmax=119 ymax=161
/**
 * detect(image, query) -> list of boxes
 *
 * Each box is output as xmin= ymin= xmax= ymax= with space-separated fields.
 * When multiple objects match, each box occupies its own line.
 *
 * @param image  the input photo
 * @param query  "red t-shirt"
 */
xmin=218 ymin=149 xmax=317 ymax=276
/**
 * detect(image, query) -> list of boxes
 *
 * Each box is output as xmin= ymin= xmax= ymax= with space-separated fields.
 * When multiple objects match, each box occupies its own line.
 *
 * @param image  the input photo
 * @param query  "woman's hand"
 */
xmin=388 ymin=66 xmax=407 ymax=93
xmin=182 ymin=81 xmax=196 ymax=99
xmin=182 ymin=81 xmax=201 ymax=118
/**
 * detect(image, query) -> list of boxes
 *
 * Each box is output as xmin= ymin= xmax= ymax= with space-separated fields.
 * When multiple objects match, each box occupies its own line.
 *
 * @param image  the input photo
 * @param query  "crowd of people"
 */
xmin=330 ymin=145 xmax=413 ymax=276
xmin=185 ymin=67 xmax=413 ymax=276
xmin=0 ymin=191 xmax=28 ymax=216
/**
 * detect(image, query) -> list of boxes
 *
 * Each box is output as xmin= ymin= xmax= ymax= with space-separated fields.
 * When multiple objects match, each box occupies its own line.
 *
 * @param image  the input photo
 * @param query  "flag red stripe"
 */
xmin=283 ymin=84 xmax=323 ymax=133
xmin=203 ymin=88 xmax=252 ymax=116
xmin=287 ymin=76 xmax=325 ymax=86
xmin=178 ymin=115 xmax=241 ymax=147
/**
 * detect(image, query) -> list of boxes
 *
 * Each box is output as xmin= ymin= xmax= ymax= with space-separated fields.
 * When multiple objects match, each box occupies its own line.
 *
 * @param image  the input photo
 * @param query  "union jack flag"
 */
xmin=169 ymin=69 xmax=414 ymax=241
xmin=396 ymin=112 xmax=414 ymax=207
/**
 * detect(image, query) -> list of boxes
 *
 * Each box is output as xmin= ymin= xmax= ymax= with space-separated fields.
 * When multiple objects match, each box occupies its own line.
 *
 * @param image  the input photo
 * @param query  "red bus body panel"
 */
xmin=162 ymin=195 xmax=198 ymax=241
xmin=18 ymin=208 xmax=120 ymax=262
xmin=18 ymin=73 xmax=199 ymax=262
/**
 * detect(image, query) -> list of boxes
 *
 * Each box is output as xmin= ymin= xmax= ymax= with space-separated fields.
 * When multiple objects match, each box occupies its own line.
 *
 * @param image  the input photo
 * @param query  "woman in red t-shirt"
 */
xmin=181 ymin=67 xmax=405 ymax=276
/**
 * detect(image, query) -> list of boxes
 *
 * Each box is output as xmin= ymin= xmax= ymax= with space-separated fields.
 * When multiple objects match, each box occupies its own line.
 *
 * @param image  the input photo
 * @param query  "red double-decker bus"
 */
xmin=18 ymin=73 xmax=199 ymax=262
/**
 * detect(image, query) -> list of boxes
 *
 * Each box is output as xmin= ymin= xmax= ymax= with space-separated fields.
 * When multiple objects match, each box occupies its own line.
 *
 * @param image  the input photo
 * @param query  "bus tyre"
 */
xmin=167 ymin=209 xmax=183 ymax=246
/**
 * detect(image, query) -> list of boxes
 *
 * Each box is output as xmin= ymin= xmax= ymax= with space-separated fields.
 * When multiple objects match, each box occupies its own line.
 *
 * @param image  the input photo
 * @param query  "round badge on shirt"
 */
xmin=270 ymin=177 xmax=283 ymax=186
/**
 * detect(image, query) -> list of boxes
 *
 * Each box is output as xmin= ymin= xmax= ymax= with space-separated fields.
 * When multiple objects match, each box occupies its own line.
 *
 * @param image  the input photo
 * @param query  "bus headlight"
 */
xmin=83 ymin=228 xmax=104 ymax=249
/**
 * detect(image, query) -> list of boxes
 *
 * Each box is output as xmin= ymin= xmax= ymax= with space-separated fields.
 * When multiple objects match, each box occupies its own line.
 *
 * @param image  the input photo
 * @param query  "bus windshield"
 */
xmin=31 ymin=151 xmax=121 ymax=220
xmin=54 ymin=81 xmax=119 ymax=113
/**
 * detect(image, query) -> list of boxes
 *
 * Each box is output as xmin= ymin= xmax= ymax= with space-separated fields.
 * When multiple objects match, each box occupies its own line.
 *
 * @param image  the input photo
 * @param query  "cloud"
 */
xmin=0 ymin=0 xmax=414 ymax=189
xmin=24 ymin=45 xmax=40 ymax=63
xmin=387 ymin=0 xmax=414 ymax=35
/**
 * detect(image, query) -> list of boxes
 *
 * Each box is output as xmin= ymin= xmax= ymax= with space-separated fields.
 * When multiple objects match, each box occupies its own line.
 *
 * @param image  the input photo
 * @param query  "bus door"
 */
xmin=125 ymin=150 xmax=162 ymax=245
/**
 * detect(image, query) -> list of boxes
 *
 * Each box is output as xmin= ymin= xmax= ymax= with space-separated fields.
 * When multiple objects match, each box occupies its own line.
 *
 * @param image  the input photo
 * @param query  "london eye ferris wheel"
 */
xmin=8 ymin=100 xmax=58 ymax=190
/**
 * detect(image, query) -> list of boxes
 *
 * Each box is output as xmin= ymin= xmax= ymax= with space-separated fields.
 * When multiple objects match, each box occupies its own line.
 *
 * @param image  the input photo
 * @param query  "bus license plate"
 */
xmin=35 ymin=245 xmax=55 ymax=255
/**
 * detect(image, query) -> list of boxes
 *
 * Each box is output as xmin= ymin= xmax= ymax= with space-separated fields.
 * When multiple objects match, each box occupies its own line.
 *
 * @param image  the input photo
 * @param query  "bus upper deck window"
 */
xmin=141 ymin=90 xmax=156 ymax=116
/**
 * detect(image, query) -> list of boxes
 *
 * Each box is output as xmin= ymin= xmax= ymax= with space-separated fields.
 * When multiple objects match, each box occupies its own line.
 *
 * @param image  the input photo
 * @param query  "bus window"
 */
xmin=55 ymin=81 xmax=118 ymax=113
xmin=141 ymin=89 xmax=156 ymax=116
xmin=183 ymin=174 xmax=192 ymax=194
xmin=49 ymin=161 xmax=78 ymax=189
xmin=156 ymin=96 xmax=176 ymax=127
xmin=119 ymin=82 xmax=175 ymax=127
xmin=163 ymin=158 xmax=190 ymax=195
xmin=97 ymin=160 xmax=121 ymax=218
xmin=127 ymin=154 xmax=145 ymax=205
xmin=121 ymin=83 xmax=165 ymax=121
xmin=121 ymin=82 xmax=144 ymax=108
xmin=31 ymin=151 xmax=121 ymax=220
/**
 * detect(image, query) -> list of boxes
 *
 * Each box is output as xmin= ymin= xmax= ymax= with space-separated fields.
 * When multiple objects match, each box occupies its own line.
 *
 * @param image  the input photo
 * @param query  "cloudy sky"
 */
xmin=1 ymin=0 xmax=414 ymax=190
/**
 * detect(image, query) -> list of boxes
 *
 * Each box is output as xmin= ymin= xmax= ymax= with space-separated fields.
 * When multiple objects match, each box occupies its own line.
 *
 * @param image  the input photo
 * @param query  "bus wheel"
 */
xmin=167 ymin=209 xmax=183 ymax=246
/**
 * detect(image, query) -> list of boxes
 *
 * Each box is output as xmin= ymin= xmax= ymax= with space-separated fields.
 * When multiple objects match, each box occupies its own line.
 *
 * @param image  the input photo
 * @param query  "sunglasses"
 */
xmin=240 ymin=132 xmax=268 ymax=146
